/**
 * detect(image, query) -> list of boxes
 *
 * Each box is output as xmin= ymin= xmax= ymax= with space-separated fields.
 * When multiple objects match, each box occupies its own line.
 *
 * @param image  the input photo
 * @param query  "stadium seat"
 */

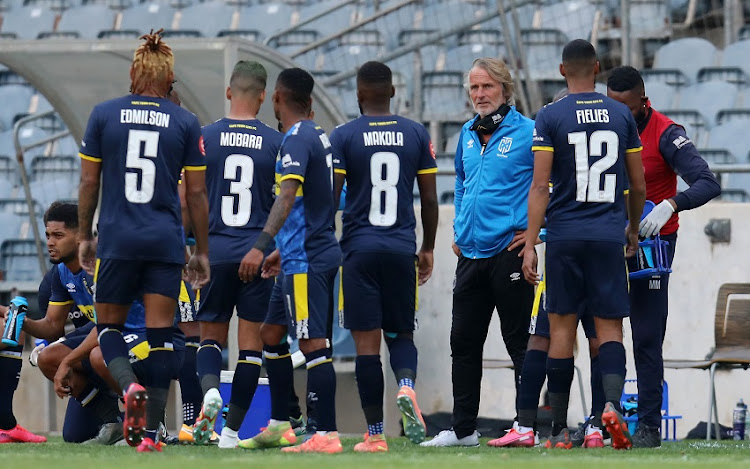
xmin=437 ymin=30 xmax=505 ymax=73
xmin=444 ymin=129 xmax=461 ymax=153
xmin=0 ymin=238 xmax=44 ymax=281
xmin=652 ymin=38 xmax=718 ymax=84
xmin=30 ymin=154 xmax=78 ymax=182
xmin=297 ymin=0 xmax=355 ymax=33
xmin=721 ymin=39 xmax=750 ymax=83
xmin=629 ymin=0 xmax=670 ymax=37
xmin=679 ymin=82 xmax=738 ymax=127
xmin=173 ymin=1 xmax=237 ymax=38
xmin=0 ymin=5 xmax=56 ymax=39
xmin=216 ymin=30 xmax=261 ymax=41
xmin=718 ymin=189 xmax=750 ymax=202
xmin=269 ymin=29 xmax=319 ymax=56
xmin=0 ymin=126 xmax=51 ymax=172
xmin=52 ymin=4 xmax=116 ymax=39
xmin=0 ymin=84 xmax=33 ymax=130
xmin=538 ymin=0 xmax=598 ymax=41
xmin=520 ymin=29 xmax=568 ymax=81
xmin=238 ymin=3 xmax=295 ymax=38
xmin=98 ymin=29 xmax=139 ymax=40
xmin=119 ymin=2 xmax=177 ymax=35
xmin=330 ymin=30 xmax=384 ymax=69
xmin=705 ymin=119 xmax=750 ymax=161
xmin=662 ymin=109 xmax=706 ymax=147
xmin=0 ymin=154 xmax=17 ymax=181
xmin=0 ymin=212 xmax=21 ymax=241
xmin=696 ymin=67 xmax=748 ymax=86
xmin=644 ymin=82 xmax=676 ymax=110
xmin=422 ymin=71 xmax=468 ymax=119
xmin=640 ymin=68 xmax=688 ymax=87
xmin=371 ymin=2 xmax=422 ymax=50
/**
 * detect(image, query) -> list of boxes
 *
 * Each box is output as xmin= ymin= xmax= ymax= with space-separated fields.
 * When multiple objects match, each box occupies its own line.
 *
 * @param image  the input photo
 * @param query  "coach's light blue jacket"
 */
xmin=454 ymin=106 xmax=535 ymax=259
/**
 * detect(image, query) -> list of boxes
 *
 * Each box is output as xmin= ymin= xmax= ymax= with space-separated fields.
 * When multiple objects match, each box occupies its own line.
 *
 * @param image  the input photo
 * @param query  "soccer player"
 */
xmin=607 ymin=66 xmax=720 ymax=447
xmin=192 ymin=60 xmax=281 ymax=448
xmin=237 ymin=68 xmax=343 ymax=454
xmin=329 ymin=61 xmax=438 ymax=451
xmin=77 ymin=30 xmax=210 ymax=451
xmin=522 ymin=39 xmax=646 ymax=449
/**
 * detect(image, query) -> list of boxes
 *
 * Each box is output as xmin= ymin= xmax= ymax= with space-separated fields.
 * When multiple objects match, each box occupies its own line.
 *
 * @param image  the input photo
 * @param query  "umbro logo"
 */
xmin=510 ymin=272 xmax=521 ymax=281
xmin=66 ymin=282 xmax=76 ymax=292
xmin=466 ymin=140 xmax=474 ymax=149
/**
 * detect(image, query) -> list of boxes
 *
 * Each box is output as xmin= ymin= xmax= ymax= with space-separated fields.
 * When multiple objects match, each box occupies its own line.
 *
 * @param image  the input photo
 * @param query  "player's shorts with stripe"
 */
xmin=177 ymin=281 xmax=199 ymax=323
xmin=545 ymin=240 xmax=629 ymax=319
xmin=529 ymin=281 xmax=596 ymax=338
xmin=341 ymin=251 xmax=417 ymax=333
xmin=94 ymin=258 xmax=182 ymax=303
xmin=264 ymin=272 xmax=290 ymax=329
xmin=60 ymin=322 xmax=96 ymax=349
xmin=197 ymin=263 xmax=273 ymax=323
xmin=282 ymin=268 xmax=337 ymax=340
xmin=126 ymin=328 xmax=185 ymax=380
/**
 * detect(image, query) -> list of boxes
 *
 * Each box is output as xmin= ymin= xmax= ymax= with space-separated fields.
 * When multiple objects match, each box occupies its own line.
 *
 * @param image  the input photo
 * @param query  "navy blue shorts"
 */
xmin=264 ymin=273 xmax=290 ymax=328
xmin=95 ymin=258 xmax=182 ymax=303
xmin=197 ymin=263 xmax=273 ymax=323
xmin=61 ymin=322 xmax=96 ymax=349
xmin=341 ymin=252 xmax=417 ymax=333
xmin=126 ymin=328 xmax=185 ymax=380
xmin=62 ymin=398 xmax=102 ymax=443
xmin=545 ymin=240 xmax=629 ymax=318
xmin=282 ymin=268 xmax=336 ymax=340
xmin=529 ymin=283 xmax=596 ymax=339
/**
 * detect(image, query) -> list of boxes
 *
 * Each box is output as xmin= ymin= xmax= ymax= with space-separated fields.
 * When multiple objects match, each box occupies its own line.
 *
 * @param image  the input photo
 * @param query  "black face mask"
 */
xmin=470 ymin=103 xmax=511 ymax=135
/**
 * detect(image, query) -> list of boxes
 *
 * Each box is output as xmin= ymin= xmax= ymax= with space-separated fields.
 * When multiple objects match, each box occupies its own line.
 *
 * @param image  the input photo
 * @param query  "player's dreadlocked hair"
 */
xmin=130 ymin=28 xmax=174 ymax=96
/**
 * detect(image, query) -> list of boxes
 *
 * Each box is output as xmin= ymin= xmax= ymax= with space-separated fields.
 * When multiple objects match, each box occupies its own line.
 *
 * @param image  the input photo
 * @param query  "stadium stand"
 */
xmin=116 ymin=2 xmax=177 ymax=37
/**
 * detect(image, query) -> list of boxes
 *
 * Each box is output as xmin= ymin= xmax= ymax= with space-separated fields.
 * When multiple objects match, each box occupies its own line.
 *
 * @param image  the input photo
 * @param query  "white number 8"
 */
xmin=369 ymin=152 xmax=400 ymax=227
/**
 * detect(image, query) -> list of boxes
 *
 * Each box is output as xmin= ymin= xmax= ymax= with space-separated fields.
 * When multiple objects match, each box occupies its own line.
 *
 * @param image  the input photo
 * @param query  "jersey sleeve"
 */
xmin=625 ymin=112 xmax=643 ymax=153
xmin=531 ymin=107 xmax=554 ymax=152
xmin=183 ymin=115 xmax=206 ymax=171
xmin=37 ymin=267 xmax=55 ymax=315
xmin=278 ymin=130 xmax=309 ymax=183
xmin=330 ymin=127 xmax=346 ymax=176
xmin=79 ymin=105 xmax=103 ymax=162
xmin=417 ymin=125 xmax=438 ymax=175
xmin=48 ymin=268 xmax=74 ymax=306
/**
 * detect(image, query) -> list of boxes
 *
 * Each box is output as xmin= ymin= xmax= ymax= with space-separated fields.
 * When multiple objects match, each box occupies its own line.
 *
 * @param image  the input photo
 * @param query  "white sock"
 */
xmin=221 ymin=427 xmax=238 ymax=438
xmin=518 ymin=425 xmax=534 ymax=434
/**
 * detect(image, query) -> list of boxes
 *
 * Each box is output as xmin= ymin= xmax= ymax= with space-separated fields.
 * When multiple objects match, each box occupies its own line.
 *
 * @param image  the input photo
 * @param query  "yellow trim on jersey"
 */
xmin=49 ymin=300 xmax=74 ymax=306
xmin=417 ymin=167 xmax=438 ymax=175
xmin=531 ymin=146 xmax=554 ymax=152
xmin=626 ymin=146 xmax=643 ymax=153
xmin=79 ymin=152 xmax=102 ymax=162
xmin=293 ymin=273 xmax=309 ymax=324
xmin=183 ymin=165 xmax=206 ymax=171
xmin=334 ymin=168 xmax=346 ymax=175
xmin=130 ymin=341 xmax=150 ymax=361
xmin=280 ymin=174 xmax=305 ymax=184
xmin=93 ymin=259 xmax=101 ymax=284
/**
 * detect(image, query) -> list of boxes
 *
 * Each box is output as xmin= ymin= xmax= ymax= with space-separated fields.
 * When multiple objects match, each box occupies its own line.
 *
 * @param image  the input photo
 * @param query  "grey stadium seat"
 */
xmin=641 ymin=69 xmax=688 ymax=87
xmin=119 ymin=3 xmax=177 ymax=35
xmin=239 ymin=3 xmax=295 ymax=38
xmin=175 ymin=2 xmax=236 ymax=38
xmin=0 ymin=212 xmax=21 ymax=242
xmin=268 ymin=30 xmax=319 ymax=56
xmin=720 ymin=39 xmax=750 ymax=83
xmin=662 ymin=109 xmax=707 ymax=147
xmin=653 ymin=38 xmax=718 ymax=84
xmin=0 ymin=6 xmax=56 ymax=39
xmin=697 ymin=67 xmax=748 ymax=87
xmin=54 ymin=4 xmax=116 ymax=39
xmin=679 ymin=82 xmax=738 ymax=127
xmin=0 ymin=239 xmax=44 ymax=281
xmin=629 ymin=0 xmax=669 ymax=37
xmin=0 ymin=85 xmax=33 ymax=130
xmin=521 ymin=29 xmax=568 ymax=81
xmin=422 ymin=71 xmax=469 ymax=120
xmin=716 ymin=109 xmax=750 ymax=126
xmin=644 ymin=82 xmax=676 ymax=110
xmin=539 ymin=0 xmax=598 ymax=41
xmin=705 ymin=119 xmax=750 ymax=163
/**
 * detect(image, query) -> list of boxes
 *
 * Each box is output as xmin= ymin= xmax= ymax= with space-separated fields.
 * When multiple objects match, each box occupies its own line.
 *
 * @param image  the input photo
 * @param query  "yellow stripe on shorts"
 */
xmin=338 ymin=266 xmax=344 ymax=313
xmin=93 ymin=258 xmax=101 ymax=283
xmin=531 ymin=278 xmax=546 ymax=319
xmin=293 ymin=273 xmax=309 ymax=323
xmin=131 ymin=341 xmax=150 ymax=361
xmin=179 ymin=281 xmax=191 ymax=303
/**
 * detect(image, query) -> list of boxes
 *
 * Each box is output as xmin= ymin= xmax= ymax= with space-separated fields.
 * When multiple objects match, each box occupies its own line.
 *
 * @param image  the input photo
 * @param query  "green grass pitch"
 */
xmin=2 ymin=437 xmax=750 ymax=469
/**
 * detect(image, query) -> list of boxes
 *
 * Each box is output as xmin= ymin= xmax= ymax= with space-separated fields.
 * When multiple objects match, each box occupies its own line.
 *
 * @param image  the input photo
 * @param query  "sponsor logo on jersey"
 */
xmin=672 ymin=135 xmax=691 ymax=149
xmin=281 ymin=154 xmax=300 ymax=168
xmin=498 ymin=137 xmax=513 ymax=156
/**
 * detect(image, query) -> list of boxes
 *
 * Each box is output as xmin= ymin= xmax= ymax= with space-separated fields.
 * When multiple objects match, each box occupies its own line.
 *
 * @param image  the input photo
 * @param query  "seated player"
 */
xmin=330 ymin=61 xmax=439 ymax=451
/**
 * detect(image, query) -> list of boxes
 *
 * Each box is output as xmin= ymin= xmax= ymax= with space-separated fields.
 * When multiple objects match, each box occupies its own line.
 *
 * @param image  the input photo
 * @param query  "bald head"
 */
xmin=230 ymin=60 xmax=267 ymax=97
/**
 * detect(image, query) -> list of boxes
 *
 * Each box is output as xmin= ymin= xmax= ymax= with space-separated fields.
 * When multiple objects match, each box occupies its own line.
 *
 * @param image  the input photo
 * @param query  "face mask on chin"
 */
xmin=470 ymin=103 xmax=511 ymax=135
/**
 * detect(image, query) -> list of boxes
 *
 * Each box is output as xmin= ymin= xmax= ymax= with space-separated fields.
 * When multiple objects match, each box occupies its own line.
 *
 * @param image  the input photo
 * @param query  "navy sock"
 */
xmin=76 ymin=382 xmax=121 ymax=424
xmin=590 ymin=354 xmax=605 ymax=422
xmin=305 ymin=348 xmax=336 ymax=432
xmin=386 ymin=336 xmax=417 ymax=386
xmin=599 ymin=341 xmax=626 ymax=414
xmin=264 ymin=343 xmax=293 ymax=422
xmin=144 ymin=327 xmax=178 ymax=433
xmin=517 ymin=349 xmax=547 ymax=428
xmin=0 ymin=345 xmax=22 ymax=430
xmin=97 ymin=324 xmax=137 ymax=392
xmin=196 ymin=339 xmax=222 ymax=395
xmin=355 ymin=354 xmax=384 ymax=430
xmin=179 ymin=337 xmax=201 ymax=426
xmin=547 ymin=357 xmax=574 ymax=435
xmin=226 ymin=350 xmax=262 ymax=431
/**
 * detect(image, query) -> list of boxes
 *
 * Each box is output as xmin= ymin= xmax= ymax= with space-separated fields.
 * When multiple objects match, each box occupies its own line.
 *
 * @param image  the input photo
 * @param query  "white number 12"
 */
xmin=568 ymin=130 xmax=619 ymax=203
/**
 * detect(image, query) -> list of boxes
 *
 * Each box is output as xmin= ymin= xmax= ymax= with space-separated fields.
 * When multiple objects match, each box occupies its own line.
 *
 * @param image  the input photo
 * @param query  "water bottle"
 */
xmin=733 ymin=399 xmax=747 ymax=440
xmin=2 ymin=297 xmax=28 ymax=347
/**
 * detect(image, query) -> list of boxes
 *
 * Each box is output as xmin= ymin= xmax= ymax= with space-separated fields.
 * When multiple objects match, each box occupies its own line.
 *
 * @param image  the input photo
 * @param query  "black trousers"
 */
xmin=450 ymin=247 xmax=533 ymax=437
xmin=628 ymin=233 xmax=677 ymax=429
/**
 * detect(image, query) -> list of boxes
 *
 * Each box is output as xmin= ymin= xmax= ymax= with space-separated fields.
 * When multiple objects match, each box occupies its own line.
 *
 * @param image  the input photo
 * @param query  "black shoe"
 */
xmin=571 ymin=416 xmax=610 ymax=447
xmin=632 ymin=425 xmax=661 ymax=448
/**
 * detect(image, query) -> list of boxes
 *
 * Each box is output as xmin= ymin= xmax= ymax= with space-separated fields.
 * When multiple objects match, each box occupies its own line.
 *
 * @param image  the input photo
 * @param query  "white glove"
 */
xmin=29 ymin=341 xmax=46 ymax=367
xmin=639 ymin=199 xmax=675 ymax=238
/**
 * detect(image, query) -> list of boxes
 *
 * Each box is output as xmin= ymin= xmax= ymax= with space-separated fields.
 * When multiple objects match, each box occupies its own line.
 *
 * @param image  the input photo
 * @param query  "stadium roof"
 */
xmin=0 ymin=37 xmax=346 ymax=142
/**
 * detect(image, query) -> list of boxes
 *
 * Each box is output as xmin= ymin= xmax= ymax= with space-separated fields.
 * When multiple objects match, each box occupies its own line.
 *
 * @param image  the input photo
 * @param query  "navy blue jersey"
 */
xmin=48 ymin=263 xmax=145 ymax=331
xmin=331 ymin=115 xmax=437 ymax=255
xmin=79 ymin=94 xmax=205 ymax=264
xmin=532 ymin=92 xmax=642 ymax=243
xmin=275 ymin=120 xmax=341 ymax=275
xmin=202 ymin=118 xmax=282 ymax=264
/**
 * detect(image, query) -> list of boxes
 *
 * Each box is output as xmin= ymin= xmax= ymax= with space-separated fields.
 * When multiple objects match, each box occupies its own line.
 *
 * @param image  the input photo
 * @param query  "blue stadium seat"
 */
xmin=239 ymin=3 xmax=295 ymax=38
xmin=0 ymin=154 xmax=17 ymax=182
xmin=653 ymin=38 xmax=718 ymax=84
xmin=119 ymin=2 xmax=176 ymax=35
xmin=438 ymin=29 xmax=506 ymax=73
xmin=641 ymin=69 xmax=688 ymax=87
xmin=0 ymin=239 xmax=44 ymax=281
xmin=521 ymin=29 xmax=568 ymax=81
xmin=297 ymin=0 xmax=355 ymax=32
xmin=0 ymin=212 xmax=21 ymax=241
xmin=716 ymin=109 xmax=750 ymax=126
xmin=718 ymin=189 xmax=750 ymax=202
xmin=679 ymin=82 xmax=738 ymax=127
xmin=539 ymin=0 xmax=598 ymax=41
xmin=422 ymin=71 xmax=468 ymax=120
xmin=705 ymin=119 xmax=750 ymax=162
xmin=217 ymin=30 xmax=261 ymax=41
xmin=0 ymin=84 xmax=33 ymax=130
xmin=371 ymin=2 xmax=422 ymax=49
xmin=174 ymin=1 xmax=236 ymax=38
xmin=269 ymin=29 xmax=319 ymax=56
xmin=697 ymin=67 xmax=747 ymax=86
xmin=662 ymin=109 xmax=706 ymax=147
xmin=0 ymin=126 xmax=51 ymax=171
xmin=720 ymin=39 xmax=750 ymax=83
xmin=0 ymin=5 xmax=57 ymax=39
xmin=643 ymin=82 xmax=676 ymax=110
xmin=53 ymin=4 xmax=116 ymax=39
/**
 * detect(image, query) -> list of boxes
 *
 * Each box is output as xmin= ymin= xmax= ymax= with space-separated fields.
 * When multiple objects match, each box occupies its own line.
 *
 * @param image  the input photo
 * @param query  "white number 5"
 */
xmin=125 ymin=129 xmax=159 ymax=204
xmin=569 ymin=130 xmax=619 ymax=203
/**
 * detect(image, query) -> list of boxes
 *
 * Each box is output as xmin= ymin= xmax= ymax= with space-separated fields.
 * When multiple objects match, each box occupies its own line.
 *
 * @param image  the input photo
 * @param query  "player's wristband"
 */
xmin=253 ymin=231 xmax=273 ymax=253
